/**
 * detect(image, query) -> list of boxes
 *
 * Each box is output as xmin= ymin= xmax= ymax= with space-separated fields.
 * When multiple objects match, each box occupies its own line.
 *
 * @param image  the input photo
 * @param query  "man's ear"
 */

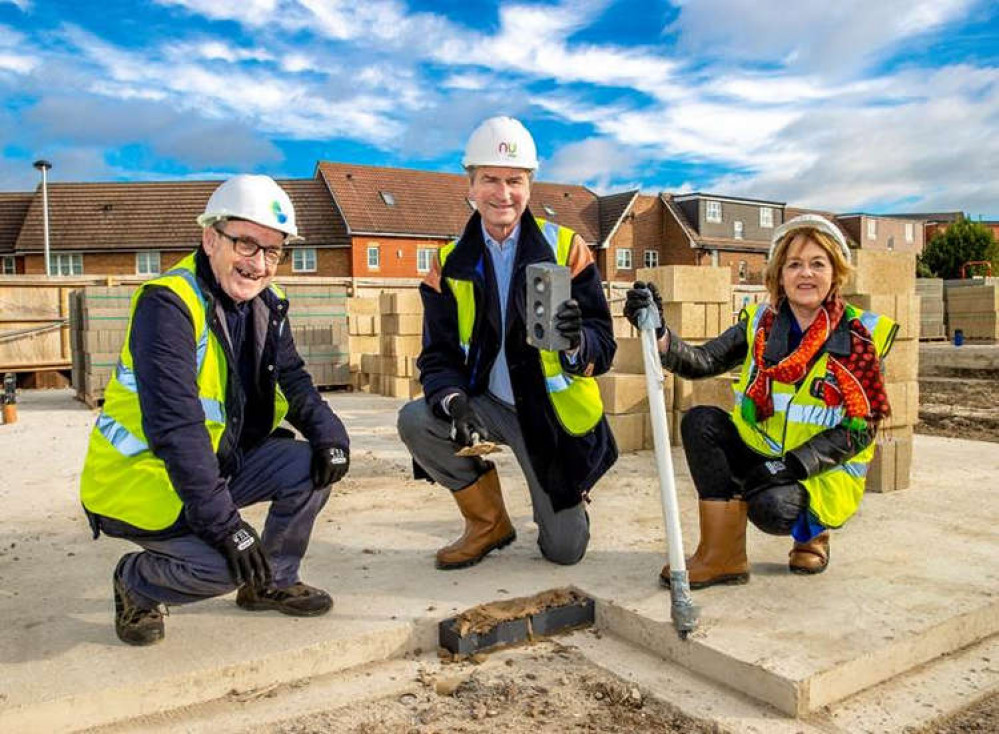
xmin=202 ymin=227 xmax=216 ymax=255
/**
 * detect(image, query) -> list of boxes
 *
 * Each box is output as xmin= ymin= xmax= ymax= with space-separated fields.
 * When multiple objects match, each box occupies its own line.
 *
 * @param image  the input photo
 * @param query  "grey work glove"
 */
xmin=624 ymin=281 xmax=666 ymax=340
xmin=218 ymin=519 xmax=271 ymax=587
xmin=311 ymin=445 xmax=350 ymax=488
xmin=446 ymin=392 xmax=488 ymax=447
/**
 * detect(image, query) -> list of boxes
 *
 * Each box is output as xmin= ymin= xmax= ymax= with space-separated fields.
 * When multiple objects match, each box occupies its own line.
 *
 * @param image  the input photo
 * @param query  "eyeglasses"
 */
xmin=214 ymin=225 xmax=287 ymax=266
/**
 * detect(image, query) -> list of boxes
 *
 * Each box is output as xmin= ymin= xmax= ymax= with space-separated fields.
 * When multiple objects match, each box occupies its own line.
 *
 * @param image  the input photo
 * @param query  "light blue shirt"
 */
xmin=483 ymin=221 xmax=519 ymax=405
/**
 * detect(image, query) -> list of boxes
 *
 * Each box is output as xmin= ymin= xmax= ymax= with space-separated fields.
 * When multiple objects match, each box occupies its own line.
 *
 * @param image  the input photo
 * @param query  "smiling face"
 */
xmin=468 ymin=166 xmax=532 ymax=241
xmin=780 ymin=233 xmax=834 ymax=313
xmin=201 ymin=218 xmax=283 ymax=303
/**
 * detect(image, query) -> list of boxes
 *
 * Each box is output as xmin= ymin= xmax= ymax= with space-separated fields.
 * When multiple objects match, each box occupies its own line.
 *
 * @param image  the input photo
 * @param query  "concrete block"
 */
xmin=663 ymin=303 xmax=706 ymax=340
xmin=673 ymin=374 xmax=736 ymax=412
xmin=380 ymin=355 xmax=412 ymax=378
xmin=381 ymin=314 xmax=423 ymax=335
xmin=378 ymin=291 xmax=423 ymax=315
xmin=612 ymin=315 xmax=635 ymax=339
xmin=846 ymin=251 xmax=916 ymax=295
xmin=606 ymin=412 xmax=646 ymax=452
xmin=380 ymin=376 xmax=415 ymax=398
xmin=346 ymin=297 xmax=379 ymax=315
xmin=360 ymin=353 xmax=380 ymax=374
xmin=885 ymin=380 xmax=919 ymax=427
xmin=948 ymin=312 xmax=999 ymax=340
xmin=635 ymin=265 xmax=731 ymax=304
xmin=349 ymin=335 xmax=380 ymax=357
xmin=866 ymin=426 xmax=914 ymax=493
xmin=884 ymin=337 xmax=919 ymax=381
xmin=597 ymin=372 xmax=673 ymax=416
xmin=349 ymin=314 xmax=378 ymax=336
xmin=611 ymin=337 xmax=645 ymax=374
xmin=944 ymin=284 xmax=999 ymax=313
xmin=380 ymin=335 xmax=423 ymax=357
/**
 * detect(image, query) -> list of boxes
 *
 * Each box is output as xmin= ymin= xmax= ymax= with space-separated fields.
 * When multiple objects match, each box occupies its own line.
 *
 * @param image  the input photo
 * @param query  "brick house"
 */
xmin=11 ymin=179 xmax=349 ymax=277
xmin=835 ymin=213 xmax=926 ymax=253
xmin=0 ymin=192 xmax=32 ymax=275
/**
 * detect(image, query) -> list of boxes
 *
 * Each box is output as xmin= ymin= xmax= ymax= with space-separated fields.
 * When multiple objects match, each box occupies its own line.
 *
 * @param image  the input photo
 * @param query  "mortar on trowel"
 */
xmin=438 ymin=587 xmax=595 ymax=656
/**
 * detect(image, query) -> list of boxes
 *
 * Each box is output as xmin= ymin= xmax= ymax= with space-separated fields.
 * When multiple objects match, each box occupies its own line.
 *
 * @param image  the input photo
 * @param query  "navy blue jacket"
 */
xmin=96 ymin=249 xmax=348 ymax=545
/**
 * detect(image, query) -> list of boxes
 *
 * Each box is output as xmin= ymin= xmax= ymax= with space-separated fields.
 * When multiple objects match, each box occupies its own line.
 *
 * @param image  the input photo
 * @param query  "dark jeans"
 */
xmin=118 ymin=437 xmax=330 ymax=607
xmin=680 ymin=406 xmax=807 ymax=536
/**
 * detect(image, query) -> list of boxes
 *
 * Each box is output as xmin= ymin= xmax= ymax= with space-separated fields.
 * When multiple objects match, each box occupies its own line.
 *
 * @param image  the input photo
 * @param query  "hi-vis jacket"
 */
xmin=417 ymin=208 xmax=617 ymax=510
xmin=80 ymin=250 xmax=345 ymax=543
xmin=660 ymin=299 xmax=896 ymax=528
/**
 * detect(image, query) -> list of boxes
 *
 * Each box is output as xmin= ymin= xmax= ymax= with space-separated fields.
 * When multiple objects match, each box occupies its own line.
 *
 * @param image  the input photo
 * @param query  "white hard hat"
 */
xmin=462 ymin=116 xmax=539 ymax=171
xmin=770 ymin=214 xmax=850 ymax=262
xmin=197 ymin=174 xmax=302 ymax=242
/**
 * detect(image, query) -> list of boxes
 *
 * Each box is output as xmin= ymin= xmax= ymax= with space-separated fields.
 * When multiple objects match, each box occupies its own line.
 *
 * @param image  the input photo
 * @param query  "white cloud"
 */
xmin=544 ymin=137 xmax=643 ymax=190
xmin=2 ymin=0 xmax=31 ymax=11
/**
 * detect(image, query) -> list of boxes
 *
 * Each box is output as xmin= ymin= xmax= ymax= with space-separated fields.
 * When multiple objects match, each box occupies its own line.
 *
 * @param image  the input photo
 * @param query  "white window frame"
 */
xmin=905 ymin=222 xmax=914 ymax=243
xmin=416 ymin=247 xmax=435 ymax=274
xmin=135 ymin=251 xmax=161 ymax=276
xmin=1 ymin=255 xmax=15 ymax=274
xmin=616 ymin=248 xmax=633 ymax=270
xmin=366 ymin=244 xmax=380 ymax=270
xmin=867 ymin=218 xmax=877 ymax=240
xmin=643 ymin=249 xmax=659 ymax=268
xmin=49 ymin=253 xmax=83 ymax=276
xmin=733 ymin=220 xmax=744 ymax=240
xmin=292 ymin=247 xmax=317 ymax=273
xmin=759 ymin=207 xmax=774 ymax=228
xmin=706 ymin=200 xmax=722 ymax=223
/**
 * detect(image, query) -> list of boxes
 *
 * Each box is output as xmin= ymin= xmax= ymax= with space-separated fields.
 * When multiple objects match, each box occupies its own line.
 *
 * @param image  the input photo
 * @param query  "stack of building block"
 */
xmin=347 ymin=296 xmax=380 ymax=392
xmin=348 ymin=290 xmax=423 ymax=398
xmin=602 ymin=266 xmax=734 ymax=451
xmin=944 ymin=281 xmax=999 ymax=341
xmin=915 ymin=278 xmax=946 ymax=340
xmin=843 ymin=252 xmax=920 ymax=493
xmin=284 ymin=283 xmax=351 ymax=388
xmin=71 ymin=285 xmax=134 ymax=407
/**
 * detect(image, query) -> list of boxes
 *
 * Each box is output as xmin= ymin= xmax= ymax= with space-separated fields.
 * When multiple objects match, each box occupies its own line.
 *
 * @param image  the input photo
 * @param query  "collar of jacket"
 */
xmin=442 ymin=206 xmax=557 ymax=281
xmin=194 ymin=247 xmax=288 ymax=317
xmin=763 ymin=297 xmax=851 ymax=366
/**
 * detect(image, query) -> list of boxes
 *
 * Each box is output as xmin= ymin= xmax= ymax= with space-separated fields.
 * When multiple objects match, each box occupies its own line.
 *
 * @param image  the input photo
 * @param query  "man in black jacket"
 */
xmin=80 ymin=175 xmax=349 ymax=645
xmin=397 ymin=117 xmax=617 ymax=570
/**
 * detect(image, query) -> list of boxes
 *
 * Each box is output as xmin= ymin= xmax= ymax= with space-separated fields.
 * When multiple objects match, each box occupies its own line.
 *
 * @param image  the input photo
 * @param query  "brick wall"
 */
xmin=351 ymin=236 xmax=448 ymax=279
xmin=716 ymin=250 xmax=767 ymax=285
xmin=605 ymin=195 xmax=669 ymax=282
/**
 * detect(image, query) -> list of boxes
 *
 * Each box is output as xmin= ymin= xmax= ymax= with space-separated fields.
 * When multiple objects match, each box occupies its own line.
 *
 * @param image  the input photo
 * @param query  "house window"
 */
xmin=367 ymin=244 xmax=380 ymax=270
xmin=887 ymin=236 xmax=895 ymax=251
xmin=379 ymin=191 xmax=395 ymax=206
xmin=616 ymin=248 xmax=633 ymax=270
xmin=49 ymin=253 xmax=83 ymax=276
xmin=706 ymin=200 xmax=722 ymax=223
xmin=643 ymin=250 xmax=659 ymax=268
xmin=905 ymin=222 xmax=914 ymax=243
xmin=292 ymin=248 xmax=317 ymax=273
xmin=867 ymin=218 xmax=877 ymax=240
xmin=1 ymin=256 xmax=15 ymax=274
xmin=417 ymin=247 xmax=435 ymax=273
xmin=738 ymin=260 xmax=748 ymax=282
xmin=733 ymin=220 xmax=744 ymax=240
xmin=759 ymin=207 xmax=774 ymax=228
xmin=135 ymin=251 xmax=161 ymax=276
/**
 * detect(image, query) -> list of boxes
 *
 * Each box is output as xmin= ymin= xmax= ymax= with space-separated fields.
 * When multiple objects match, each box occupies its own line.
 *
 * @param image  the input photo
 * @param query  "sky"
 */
xmin=1 ymin=0 xmax=997 ymax=217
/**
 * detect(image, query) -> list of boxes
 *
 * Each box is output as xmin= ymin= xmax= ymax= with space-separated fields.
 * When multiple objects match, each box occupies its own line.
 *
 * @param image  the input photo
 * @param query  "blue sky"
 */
xmin=1 ymin=0 xmax=997 ymax=217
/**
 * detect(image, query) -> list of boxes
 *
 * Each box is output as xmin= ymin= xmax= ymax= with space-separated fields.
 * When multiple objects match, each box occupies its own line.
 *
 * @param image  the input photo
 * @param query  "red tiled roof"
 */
xmin=14 ymin=179 xmax=348 ymax=253
xmin=316 ymin=161 xmax=602 ymax=243
xmin=0 ymin=192 xmax=32 ymax=254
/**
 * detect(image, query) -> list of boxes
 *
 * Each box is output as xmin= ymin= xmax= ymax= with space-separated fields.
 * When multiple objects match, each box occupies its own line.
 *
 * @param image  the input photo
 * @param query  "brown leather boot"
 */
xmin=789 ymin=531 xmax=830 ymax=574
xmin=660 ymin=499 xmax=750 ymax=589
xmin=436 ymin=467 xmax=516 ymax=570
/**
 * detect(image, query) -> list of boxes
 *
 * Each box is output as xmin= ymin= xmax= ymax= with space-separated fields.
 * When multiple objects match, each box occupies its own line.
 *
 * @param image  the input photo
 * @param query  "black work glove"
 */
xmin=311 ymin=445 xmax=350 ymax=488
xmin=624 ymin=281 xmax=666 ymax=340
xmin=741 ymin=458 xmax=803 ymax=500
xmin=446 ymin=392 xmax=488 ymax=447
xmin=554 ymin=298 xmax=583 ymax=350
xmin=218 ymin=519 xmax=271 ymax=588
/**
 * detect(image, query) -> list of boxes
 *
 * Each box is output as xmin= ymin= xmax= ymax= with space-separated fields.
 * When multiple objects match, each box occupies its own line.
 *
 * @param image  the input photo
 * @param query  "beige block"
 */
xmin=381 ymin=313 xmax=423 ymax=335
xmin=369 ymin=373 xmax=383 ymax=393
xmin=673 ymin=374 xmax=736 ymax=412
xmin=380 ymin=354 xmax=412 ymax=377
xmin=348 ymin=314 xmax=378 ymax=336
xmin=945 ymin=285 xmax=999 ymax=312
xmin=883 ymin=338 xmax=919 ymax=381
xmin=597 ymin=372 xmax=673 ymax=416
xmin=612 ymin=315 xmax=635 ymax=339
xmin=612 ymin=337 xmax=646 ymax=374
xmin=636 ymin=265 xmax=731 ymax=303
xmin=346 ymin=297 xmax=379 ymax=315
xmin=866 ymin=426 xmax=914 ymax=493
xmin=704 ymin=303 xmax=722 ymax=338
xmin=378 ymin=291 xmax=423 ymax=314
xmin=360 ymin=353 xmax=380 ymax=374
xmin=845 ymin=293 xmax=921 ymax=341
xmin=381 ymin=376 xmax=414 ymax=398
xmin=606 ymin=412 xmax=646 ymax=452
xmin=380 ymin=335 xmax=423 ymax=357
xmin=349 ymin=335 xmax=380 ymax=356
xmin=409 ymin=356 xmax=421 ymax=380
xmin=948 ymin=312 xmax=999 ymax=340
xmin=885 ymin=380 xmax=919 ymax=427
xmin=642 ymin=410 xmax=685 ymax=449
xmin=845 ymin=251 xmax=916 ymax=295
xmin=663 ymin=302 xmax=706 ymax=339
xmin=867 ymin=440 xmax=895 ymax=493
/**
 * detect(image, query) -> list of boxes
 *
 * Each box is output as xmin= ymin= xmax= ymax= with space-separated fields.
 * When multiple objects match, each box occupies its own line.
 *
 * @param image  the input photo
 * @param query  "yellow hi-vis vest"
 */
xmin=79 ymin=253 xmax=289 ymax=531
xmin=438 ymin=217 xmax=604 ymax=437
xmin=730 ymin=303 xmax=898 ymax=528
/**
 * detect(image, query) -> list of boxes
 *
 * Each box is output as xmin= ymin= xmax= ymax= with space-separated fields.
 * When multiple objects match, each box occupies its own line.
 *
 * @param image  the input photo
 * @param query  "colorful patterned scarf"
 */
xmin=741 ymin=295 xmax=890 ymax=432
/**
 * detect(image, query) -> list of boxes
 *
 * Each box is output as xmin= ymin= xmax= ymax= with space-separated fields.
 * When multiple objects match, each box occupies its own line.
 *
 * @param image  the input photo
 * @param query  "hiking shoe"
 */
xmin=113 ymin=559 xmax=165 ymax=646
xmin=236 ymin=582 xmax=333 ymax=617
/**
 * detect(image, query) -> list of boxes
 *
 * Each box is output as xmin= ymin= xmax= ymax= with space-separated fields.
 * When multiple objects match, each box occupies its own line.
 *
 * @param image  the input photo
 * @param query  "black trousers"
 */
xmin=680 ymin=406 xmax=808 ymax=536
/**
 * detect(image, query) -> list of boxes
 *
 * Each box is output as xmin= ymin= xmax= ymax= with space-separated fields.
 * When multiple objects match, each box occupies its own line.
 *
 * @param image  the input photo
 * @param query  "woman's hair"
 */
xmin=764 ymin=228 xmax=853 ymax=304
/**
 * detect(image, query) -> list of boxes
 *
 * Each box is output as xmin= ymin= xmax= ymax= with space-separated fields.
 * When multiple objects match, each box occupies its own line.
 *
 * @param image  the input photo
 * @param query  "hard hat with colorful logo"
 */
xmin=769 ymin=213 xmax=850 ymax=262
xmin=197 ymin=174 xmax=302 ymax=242
xmin=462 ymin=116 xmax=539 ymax=171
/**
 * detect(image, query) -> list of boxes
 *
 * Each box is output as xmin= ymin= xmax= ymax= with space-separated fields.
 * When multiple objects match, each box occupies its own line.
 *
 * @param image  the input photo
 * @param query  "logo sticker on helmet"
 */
xmin=271 ymin=200 xmax=288 ymax=224
xmin=497 ymin=141 xmax=518 ymax=157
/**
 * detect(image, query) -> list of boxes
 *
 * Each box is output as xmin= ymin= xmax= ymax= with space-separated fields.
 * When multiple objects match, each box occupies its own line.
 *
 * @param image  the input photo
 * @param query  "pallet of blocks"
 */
xmin=375 ymin=290 xmax=424 ymax=398
xmin=915 ymin=278 xmax=946 ymax=340
xmin=346 ymin=296 xmax=380 ymax=392
xmin=943 ymin=280 xmax=999 ymax=341
xmin=283 ymin=283 xmax=351 ymax=388
xmin=72 ymin=285 xmax=135 ymax=407
xmin=843 ymin=251 xmax=919 ymax=492
xmin=603 ymin=266 xmax=735 ymax=452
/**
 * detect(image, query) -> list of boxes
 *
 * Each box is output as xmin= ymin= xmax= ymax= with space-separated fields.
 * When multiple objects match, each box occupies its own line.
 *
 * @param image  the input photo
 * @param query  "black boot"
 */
xmin=113 ymin=557 xmax=165 ymax=646
xmin=236 ymin=582 xmax=333 ymax=617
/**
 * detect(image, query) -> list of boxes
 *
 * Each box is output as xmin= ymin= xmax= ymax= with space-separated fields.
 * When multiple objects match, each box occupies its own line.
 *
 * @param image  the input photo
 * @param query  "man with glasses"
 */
xmin=80 ymin=174 xmax=350 ymax=646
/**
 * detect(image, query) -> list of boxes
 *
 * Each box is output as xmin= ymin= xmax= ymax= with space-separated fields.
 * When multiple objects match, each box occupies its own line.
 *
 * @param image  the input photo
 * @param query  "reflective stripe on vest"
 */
xmin=730 ymin=302 xmax=897 ymax=527
xmin=438 ymin=217 xmax=604 ymax=436
xmin=80 ymin=251 xmax=289 ymax=531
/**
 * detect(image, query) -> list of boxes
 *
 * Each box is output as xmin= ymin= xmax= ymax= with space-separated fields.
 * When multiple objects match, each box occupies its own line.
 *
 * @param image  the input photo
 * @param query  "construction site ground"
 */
xmin=1 ymin=388 xmax=997 ymax=733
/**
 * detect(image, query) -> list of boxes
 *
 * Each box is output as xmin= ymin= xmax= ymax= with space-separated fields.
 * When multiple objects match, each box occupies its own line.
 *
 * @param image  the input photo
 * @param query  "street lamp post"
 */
xmin=33 ymin=160 xmax=52 ymax=276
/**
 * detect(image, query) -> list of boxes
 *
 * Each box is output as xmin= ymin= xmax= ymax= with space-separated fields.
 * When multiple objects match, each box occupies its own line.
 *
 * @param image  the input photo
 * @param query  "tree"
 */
xmin=920 ymin=218 xmax=999 ymax=279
